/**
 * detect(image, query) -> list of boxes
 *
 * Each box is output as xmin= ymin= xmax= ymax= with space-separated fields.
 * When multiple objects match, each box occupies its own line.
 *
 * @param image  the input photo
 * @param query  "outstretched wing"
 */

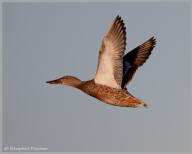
xmin=121 ymin=37 xmax=156 ymax=88
xmin=94 ymin=15 xmax=126 ymax=89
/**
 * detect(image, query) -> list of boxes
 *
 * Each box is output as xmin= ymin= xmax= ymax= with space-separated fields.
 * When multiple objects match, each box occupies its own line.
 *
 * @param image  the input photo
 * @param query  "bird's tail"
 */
xmin=128 ymin=98 xmax=149 ymax=109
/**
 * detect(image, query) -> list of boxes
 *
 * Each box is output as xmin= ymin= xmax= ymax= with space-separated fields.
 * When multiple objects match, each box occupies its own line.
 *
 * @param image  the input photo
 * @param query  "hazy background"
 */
xmin=3 ymin=2 xmax=190 ymax=152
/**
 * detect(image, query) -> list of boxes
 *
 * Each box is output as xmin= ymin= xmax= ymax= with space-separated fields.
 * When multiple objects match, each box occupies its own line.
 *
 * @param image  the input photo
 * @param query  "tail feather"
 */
xmin=128 ymin=98 xmax=149 ymax=108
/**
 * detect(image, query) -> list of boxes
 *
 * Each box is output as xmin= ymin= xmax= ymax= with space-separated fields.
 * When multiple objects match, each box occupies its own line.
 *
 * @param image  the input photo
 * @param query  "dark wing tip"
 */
xmin=143 ymin=36 xmax=156 ymax=55
xmin=116 ymin=14 xmax=120 ymax=18
xmin=109 ymin=15 xmax=126 ymax=51
xmin=115 ymin=15 xmax=124 ymax=25
xmin=150 ymin=36 xmax=157 ymax=46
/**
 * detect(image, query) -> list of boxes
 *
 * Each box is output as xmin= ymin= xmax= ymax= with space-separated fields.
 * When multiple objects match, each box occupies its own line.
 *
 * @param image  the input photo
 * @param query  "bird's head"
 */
xmin=46 ymin=76 xmax=82 ymax=88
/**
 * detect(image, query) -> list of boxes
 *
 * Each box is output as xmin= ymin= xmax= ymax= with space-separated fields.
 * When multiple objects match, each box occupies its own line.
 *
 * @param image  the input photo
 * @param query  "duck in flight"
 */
xmin=47 ymin=15 xmax=156 ymax=108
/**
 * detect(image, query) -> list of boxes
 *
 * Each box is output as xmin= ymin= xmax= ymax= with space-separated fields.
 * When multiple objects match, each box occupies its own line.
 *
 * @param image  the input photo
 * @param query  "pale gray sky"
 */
xmin=3 ymin=2 xmax=190 ymax=152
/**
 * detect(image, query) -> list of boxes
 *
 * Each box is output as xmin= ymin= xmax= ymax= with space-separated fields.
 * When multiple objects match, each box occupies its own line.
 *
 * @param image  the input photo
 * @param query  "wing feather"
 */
xmin=94 ymin=15 xmax=126 ymax=89
xmin=121 ymin=37 xmax=156 ymax=88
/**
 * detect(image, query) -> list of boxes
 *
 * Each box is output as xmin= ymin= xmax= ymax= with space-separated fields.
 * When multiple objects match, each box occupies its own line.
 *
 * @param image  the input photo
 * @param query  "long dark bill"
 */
xmin=46 ymin=79 xmax=62 ymax=84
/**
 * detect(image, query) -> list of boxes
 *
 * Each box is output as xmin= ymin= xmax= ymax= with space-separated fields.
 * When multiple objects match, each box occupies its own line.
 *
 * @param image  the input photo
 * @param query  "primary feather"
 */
xmin=94 ymin=15 xmax=126 ymax=89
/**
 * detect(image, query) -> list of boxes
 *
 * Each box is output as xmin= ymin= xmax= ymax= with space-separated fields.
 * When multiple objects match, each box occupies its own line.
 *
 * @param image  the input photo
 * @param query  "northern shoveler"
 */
xmin=47 ymin=15 xmax=156 ymax=108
